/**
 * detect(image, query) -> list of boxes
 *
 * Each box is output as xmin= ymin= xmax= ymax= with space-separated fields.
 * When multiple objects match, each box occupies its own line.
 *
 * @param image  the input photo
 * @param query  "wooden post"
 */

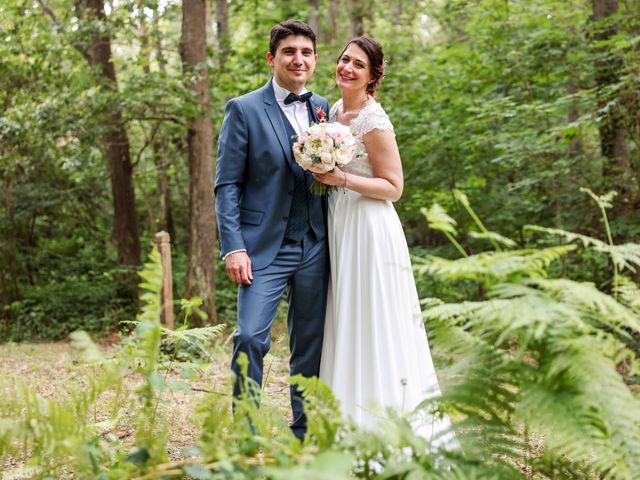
xmin=155 ymin=231 xmax=174 ymax=329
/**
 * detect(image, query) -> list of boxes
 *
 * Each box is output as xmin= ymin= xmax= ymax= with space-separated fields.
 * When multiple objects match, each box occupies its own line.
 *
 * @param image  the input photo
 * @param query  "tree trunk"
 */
xmin=205 ymin=0 xmax=214 ymax=47
xmin=215 ymin=0 xmax=229 ymax=67
xmin=325 ymin=0 xmax=339 ymax=44
xmin=1 ymin=178 xmax=21 ymax=303
xmin=152 ymin=6 xmax=166 ymax=68
xmin=148 ymin=2 xmax=176 ymax=242
xmin=348 ymin=0 xmax=372 ymax=37
xmin=348 ymin=0 xmax=361 ymax=37
xmin=85 ymin=0 xmax=141 ymax=292
xmin=567 ymin=70 xmax=583 ymax=157
xmin=138 ymin=0 xmax=151 ymax=75
xmin=180 ymin=0 xmax=217 ymax=323
xmin=137 ymin=0 xmax=158 ymax=235
xmin=308 ymin=0 xmax=320 ymax=38
xmin=591 ymin=0 xmax=633 ymax=213
xmin=391 ymin=4 xmax=401 ymax=24
xmin=0 ymin=270 xmax=10 ymax=319
xmin=156 ymin=153 xmax=175 ymax=240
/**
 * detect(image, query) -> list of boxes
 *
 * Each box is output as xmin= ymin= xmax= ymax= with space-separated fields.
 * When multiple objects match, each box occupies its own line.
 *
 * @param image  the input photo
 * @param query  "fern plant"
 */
xmin=419 ymin=189 xmax=640 ymax=479
xmin=0 ymin=245 xmax=224 ymax=479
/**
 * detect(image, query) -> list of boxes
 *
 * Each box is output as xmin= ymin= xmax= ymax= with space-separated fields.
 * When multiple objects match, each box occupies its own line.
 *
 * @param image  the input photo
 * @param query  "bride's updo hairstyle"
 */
xmin=337 ymin=36 xmax=385 ymax=96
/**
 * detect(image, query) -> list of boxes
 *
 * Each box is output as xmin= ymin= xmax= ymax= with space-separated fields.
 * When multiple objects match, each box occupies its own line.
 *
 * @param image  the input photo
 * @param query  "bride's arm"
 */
xmin=314 ymin=128 xmax=404 ymax=202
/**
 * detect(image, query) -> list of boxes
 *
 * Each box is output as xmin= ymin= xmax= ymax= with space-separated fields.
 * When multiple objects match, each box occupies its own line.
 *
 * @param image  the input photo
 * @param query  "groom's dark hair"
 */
xmin=269 ymin=20 xmax=316 ymax=55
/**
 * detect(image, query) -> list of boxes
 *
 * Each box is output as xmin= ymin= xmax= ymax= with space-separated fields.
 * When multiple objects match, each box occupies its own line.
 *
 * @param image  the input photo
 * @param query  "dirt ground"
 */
xmin=0 ymin=324 xmax=294 ymax=478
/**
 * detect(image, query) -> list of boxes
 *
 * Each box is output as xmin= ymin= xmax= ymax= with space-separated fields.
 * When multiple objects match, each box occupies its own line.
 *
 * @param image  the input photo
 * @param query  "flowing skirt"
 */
xmin=319 ymin=187 xmax=458 ymax=449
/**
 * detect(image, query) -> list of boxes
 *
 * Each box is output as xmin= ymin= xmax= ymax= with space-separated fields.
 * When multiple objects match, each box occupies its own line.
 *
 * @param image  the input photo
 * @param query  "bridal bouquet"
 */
xmin=292 ymin=122 xmax=357 ymax=195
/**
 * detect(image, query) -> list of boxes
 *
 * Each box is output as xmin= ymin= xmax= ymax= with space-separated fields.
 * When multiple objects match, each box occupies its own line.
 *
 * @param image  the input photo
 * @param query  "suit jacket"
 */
xmin=215 ymin=79 xmax=330 ymax=271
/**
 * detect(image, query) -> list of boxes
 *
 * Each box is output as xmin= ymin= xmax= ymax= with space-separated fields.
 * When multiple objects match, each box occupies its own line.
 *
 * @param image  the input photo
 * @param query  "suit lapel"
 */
xmin=263 ymin=80 xmax=294 ymax=166
xmin=308 ymin=98 xmax=320 ymax=124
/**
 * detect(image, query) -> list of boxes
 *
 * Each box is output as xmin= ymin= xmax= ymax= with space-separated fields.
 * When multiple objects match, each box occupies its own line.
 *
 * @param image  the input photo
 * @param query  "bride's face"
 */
xmin=335 ymin=44 xmax=372 ymax=95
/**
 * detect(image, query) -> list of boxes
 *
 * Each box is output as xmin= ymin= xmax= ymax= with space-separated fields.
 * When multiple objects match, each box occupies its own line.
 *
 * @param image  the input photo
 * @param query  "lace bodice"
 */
xmin=329 ymin=99 xmax=394 ymax=178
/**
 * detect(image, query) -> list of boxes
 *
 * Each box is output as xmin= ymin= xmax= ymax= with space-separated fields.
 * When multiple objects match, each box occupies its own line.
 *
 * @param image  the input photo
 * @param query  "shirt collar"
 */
xmin=272 ymin=77 xmax=308 ymax=104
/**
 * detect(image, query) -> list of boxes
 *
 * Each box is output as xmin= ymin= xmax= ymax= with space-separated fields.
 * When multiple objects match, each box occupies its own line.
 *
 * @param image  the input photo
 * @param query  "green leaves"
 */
xmin=420 ymin=194 xmax=640 ymax=478
xmin=422 ymin=204 xmax=459 ymax=236
xmin=124 ymin=446 xmax=150 ymax=466
xmin=264 ymin=451 xmax=354 ymax=480
xmin=416 ymin=245 xmax=577 ymax=283
xmin=183 ymin=463 xmax=213 ymax=479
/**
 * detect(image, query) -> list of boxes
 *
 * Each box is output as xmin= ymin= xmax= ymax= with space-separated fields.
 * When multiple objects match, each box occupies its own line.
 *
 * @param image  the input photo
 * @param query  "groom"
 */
xmin=214 ymin=19 xmax=329 ymax=440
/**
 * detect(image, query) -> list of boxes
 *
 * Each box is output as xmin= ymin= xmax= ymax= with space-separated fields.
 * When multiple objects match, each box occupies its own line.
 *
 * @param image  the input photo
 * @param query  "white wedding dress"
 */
xmin=319 ymin=99 xmax=458 ymax=450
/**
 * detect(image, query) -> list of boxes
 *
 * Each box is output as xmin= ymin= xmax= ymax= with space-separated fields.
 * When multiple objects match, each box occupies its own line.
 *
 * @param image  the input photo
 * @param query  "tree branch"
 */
xmin=37 ymin=0 xmax=58 ymax=23
xmin=37 ymin=0 xmax=93 ymax=64
xmin=132 ymin=120 xmax=162 ymax=168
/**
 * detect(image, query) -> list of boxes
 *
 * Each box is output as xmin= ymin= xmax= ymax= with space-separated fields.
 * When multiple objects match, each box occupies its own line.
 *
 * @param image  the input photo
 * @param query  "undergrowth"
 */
xmin=1 ymin=189 xmax=639 ymax=479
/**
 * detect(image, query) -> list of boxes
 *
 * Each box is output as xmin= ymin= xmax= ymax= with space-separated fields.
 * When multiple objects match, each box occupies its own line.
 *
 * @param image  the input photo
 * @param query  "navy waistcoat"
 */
xmin=277 ymin=105 xmax=325 ymax=242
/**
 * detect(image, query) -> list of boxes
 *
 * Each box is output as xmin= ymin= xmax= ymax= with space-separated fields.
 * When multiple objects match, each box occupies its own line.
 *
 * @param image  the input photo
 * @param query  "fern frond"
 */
xmin=523 ymin=278 xmax=640 ymax=336
xmin=468 ymin=230 xmax=518 ymax=248
xmin=525 ymin=225 xmax=640 ymax=273
xmin=425 ymin=274 xmax=640 ymax=478
xmin=416 ymin=245 xmax=576 ymax=283
xmin=421 ymin=204 xmax=469 ymax=257
xmin=291 ymin=375 xmax=346 ymax=450
xmin=517 ymin=346 xmax=640 ymax=478
xmin=615 ymin=276 xmax=640 ymax=313
xmin=422 ymin=204 xmax=459 ymax=235
xmin=160 ymin=324 xmax=226 ymax=361
xmin=0 ymin=375 xmax=118 ymax=476
xmin=580 ymin=187 xmax=617 ymax=209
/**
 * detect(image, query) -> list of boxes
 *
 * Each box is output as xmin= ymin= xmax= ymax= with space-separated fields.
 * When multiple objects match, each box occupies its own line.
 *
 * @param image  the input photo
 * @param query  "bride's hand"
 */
xmin=314 ymin=167 xmax=347 ymax=187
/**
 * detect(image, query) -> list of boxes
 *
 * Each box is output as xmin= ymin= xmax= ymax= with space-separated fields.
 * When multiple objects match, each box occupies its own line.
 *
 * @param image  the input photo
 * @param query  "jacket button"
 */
xmin=282 ymin=216 xmax=288 ymax=221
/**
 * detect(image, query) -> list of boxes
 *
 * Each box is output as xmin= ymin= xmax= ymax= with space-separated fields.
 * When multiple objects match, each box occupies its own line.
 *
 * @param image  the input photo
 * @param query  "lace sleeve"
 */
xmin=329 ymin=100 xmax=341 ymax=122
xmin=355 ymin=103 xmax=394 ymax=136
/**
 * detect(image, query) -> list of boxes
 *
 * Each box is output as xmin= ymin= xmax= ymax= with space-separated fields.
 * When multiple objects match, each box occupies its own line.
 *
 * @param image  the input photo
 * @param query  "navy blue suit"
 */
xmin=215 ymin=79 xmax=330 ymax=439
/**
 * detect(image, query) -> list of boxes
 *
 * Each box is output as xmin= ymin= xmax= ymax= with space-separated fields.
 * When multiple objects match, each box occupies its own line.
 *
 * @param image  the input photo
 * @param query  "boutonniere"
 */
xmin=315 ymin=105 xmax=327 ymax=123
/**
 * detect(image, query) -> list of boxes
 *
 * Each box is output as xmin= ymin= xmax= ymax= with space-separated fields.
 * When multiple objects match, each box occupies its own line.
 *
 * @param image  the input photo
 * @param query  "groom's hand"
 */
xmin=226 ymin=251 xmax=253 ymax=285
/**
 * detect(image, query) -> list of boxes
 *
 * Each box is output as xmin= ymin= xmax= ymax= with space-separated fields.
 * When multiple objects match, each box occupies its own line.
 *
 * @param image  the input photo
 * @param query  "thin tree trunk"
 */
xmin=567 ymin=70 xmax=583 ymax=157
xmin=325 ymin=0 xmax=339 ymax=44
xmin=557 ymin=69 xmax=584 ymax=229
xmin=215 ymin=0 xmax=229 ymax=67
xmin=152 ymin=6 xmax=166 ymax=68
xmin=180 ymin=0 xmax=217 ymax=323
xmin=348 ymin=0 xmax=361 ymax=37
xmin=138 ymin=0 xmax=151 ymax=74
xmin=1 ymin=178 xmax=20 ymax=302
xmin=591 ymin=0 xmax=633 ymax=213
xmin=348 ymin=0 xmax=372 ymax=37
xmin=85 ymin=0 xmax=141 ymax=294
xmin=308 ymin=0 xmax=320 ymax=37
xmin=151 ymin=4 xmax=176 ymax=242
xmin=137 ymin=0 xmax=158 ymax=235
xmin=139 ymin=0 xmax=176 ymax=240
xmin=0 ymin=270 xmax=10 ymax=318
xmin=205 ymin=0 xmax=214 ymax=47
xmin=137 ymin=181 xmax=157 ymax=233
xmin=156 ymin=156 xmax=175 ymax=238
xmin=390 ymin=0 xmax=401 ymax=24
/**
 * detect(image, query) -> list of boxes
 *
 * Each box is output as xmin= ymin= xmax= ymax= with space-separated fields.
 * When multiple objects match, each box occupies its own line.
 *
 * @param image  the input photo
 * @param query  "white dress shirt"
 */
xmin=272 ymin=77 xmax=311 ymax=136
xmin=224 ymin=79 xmax=311 ymax=260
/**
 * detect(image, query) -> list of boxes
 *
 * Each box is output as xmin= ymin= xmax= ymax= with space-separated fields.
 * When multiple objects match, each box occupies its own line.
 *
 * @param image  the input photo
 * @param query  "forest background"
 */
xmin=2 ymin=0 xmax=640 ymax=479
xmin=1 ymin=0 xmax=639 ymax=336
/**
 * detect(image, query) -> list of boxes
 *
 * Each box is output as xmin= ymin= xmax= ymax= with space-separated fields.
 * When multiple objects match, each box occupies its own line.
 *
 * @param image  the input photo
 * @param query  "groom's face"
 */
xmin=267 ymin=35 xmax=317 ymax=94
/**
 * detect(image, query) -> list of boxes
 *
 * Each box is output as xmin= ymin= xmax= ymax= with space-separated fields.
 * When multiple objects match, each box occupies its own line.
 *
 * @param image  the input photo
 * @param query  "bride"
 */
xmin=315 ymin=36 xmax=458 ymax=450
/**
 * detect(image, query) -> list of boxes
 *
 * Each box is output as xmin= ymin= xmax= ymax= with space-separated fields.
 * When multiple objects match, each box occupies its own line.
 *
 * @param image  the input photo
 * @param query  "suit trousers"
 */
xmin=231 ymin=230 xmax=329 ymax=440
